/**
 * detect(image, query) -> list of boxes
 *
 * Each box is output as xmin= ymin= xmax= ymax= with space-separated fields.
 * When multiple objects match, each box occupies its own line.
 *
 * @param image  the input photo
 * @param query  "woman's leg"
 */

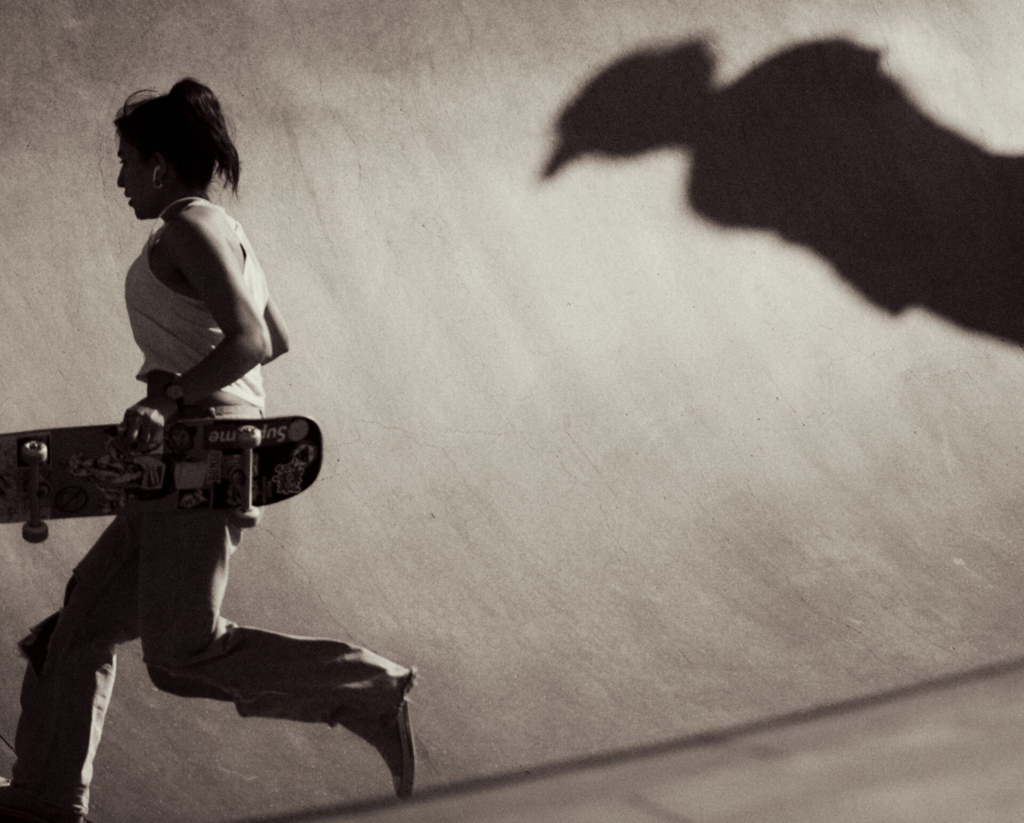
xmin=136 ymin=507 xmax=413 ymax=735
xmin=8 ymin=514 xmax=141 ymax=817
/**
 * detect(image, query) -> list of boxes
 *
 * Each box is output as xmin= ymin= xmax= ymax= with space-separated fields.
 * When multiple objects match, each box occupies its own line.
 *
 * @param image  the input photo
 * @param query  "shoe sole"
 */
xmin=394 ymin=700 xmax=416 ymax=799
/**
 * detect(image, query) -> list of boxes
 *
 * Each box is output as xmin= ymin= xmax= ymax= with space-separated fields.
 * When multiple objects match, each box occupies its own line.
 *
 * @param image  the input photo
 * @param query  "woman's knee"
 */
xmin=144 ymin=660 xmax=235 ymax=701
xmin=144 ymin=660 xmax=179 ymax=691
xmin=18 ymin=612 xmax=61 ymax=677
xmin=142 ymin=621 xmax=242 ymax=703
xmin=141 ymin=614 xmax=235 ymax=670
xmin=141 ymin=634 xmax=209 ymax=670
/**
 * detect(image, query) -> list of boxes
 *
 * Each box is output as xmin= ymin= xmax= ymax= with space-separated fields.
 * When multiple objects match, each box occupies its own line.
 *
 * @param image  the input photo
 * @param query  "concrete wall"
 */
xmin=3 ymin=1 xmax=1024 ymax=820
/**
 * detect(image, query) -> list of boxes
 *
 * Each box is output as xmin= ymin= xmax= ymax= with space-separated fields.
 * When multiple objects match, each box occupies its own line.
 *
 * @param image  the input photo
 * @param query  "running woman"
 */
xmin=0 ymin=78 xmax=416 ymax=823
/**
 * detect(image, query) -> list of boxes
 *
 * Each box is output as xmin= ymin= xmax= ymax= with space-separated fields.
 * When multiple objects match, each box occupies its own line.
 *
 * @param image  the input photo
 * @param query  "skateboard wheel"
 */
xmin=237 ymin=425 xmax=262 ymax=449
xmin=22 ymin=520 xmax=49 ymax=543
xmin=20 ymin=440 xmax=48 ymax=464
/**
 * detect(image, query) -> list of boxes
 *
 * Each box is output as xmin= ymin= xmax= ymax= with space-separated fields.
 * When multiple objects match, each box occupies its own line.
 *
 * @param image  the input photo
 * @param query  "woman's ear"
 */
xmin=151 ymin=152 xmax=169 ymax=189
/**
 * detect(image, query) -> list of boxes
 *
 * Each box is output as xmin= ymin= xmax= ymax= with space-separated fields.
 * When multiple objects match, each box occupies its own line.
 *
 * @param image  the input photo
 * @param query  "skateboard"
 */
xmin=0 ymin=416 xmax=322 ymax=542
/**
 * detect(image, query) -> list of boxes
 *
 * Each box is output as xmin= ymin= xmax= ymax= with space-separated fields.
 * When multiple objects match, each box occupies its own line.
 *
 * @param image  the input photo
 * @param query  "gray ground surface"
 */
xmin=240 ymin=658 xmax=1024 ymax=823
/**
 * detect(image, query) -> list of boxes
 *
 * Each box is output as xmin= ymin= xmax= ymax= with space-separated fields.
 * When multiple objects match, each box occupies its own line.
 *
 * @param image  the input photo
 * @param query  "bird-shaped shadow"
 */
xmin=545 ymin=39 xmax=1024 ymax=346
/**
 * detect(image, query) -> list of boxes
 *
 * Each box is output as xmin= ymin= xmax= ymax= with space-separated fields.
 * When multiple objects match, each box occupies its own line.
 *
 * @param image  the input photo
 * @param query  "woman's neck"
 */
xmin=153 ymin=181 xmax=209 ymax=215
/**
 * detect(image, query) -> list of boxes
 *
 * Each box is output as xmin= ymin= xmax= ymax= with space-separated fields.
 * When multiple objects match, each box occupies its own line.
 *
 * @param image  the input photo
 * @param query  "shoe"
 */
xmin=373 ymin=669 xmax=417 ymax=799
xmin=390 ymin=699 xmax=416 ymax=799
xmin=329 ymin=669 xmax=417 ymax=799
xmin=0 ymin=779 xmax=86 ymax=823
xmin=358 ymin=669 xmax=416 ymax=799
xmin=364 ymin=700 xmax=416 ymax=799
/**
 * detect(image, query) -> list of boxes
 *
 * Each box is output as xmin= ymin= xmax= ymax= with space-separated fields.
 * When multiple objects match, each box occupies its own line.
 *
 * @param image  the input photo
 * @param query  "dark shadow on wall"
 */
xmin=544 ymin=39 xmax=1024 ymax=346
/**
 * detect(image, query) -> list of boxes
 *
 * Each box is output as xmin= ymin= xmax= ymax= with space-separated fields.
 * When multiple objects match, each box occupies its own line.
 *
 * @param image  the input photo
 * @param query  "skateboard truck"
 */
xmin=237 ymin=425 xmax=262 ymax=516
xmin=21 ymin=440 xmax=49 ymax=543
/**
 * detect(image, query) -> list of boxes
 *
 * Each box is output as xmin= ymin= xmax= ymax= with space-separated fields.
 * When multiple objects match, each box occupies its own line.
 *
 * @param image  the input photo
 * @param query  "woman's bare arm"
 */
xmin=263 ymin=296 xmax=290 ymax=364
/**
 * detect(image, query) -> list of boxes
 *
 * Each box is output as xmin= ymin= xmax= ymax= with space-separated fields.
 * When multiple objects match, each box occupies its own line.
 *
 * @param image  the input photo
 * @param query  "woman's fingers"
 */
xmin=123 ymin=404 xmax=165 ymax=452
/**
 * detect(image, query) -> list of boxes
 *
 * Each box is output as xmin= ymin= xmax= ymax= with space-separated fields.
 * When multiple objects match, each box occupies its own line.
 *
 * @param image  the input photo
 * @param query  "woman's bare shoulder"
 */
xmin=160 ymin=202 xmax=241 ymax=259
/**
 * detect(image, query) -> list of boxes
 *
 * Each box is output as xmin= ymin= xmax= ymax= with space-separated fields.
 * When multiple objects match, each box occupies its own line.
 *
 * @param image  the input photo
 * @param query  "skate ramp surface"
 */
xmin=220 ymin=657 xmax=1024 ymax=823
xmin=4 ymin=1 xmax=1024 ymax=821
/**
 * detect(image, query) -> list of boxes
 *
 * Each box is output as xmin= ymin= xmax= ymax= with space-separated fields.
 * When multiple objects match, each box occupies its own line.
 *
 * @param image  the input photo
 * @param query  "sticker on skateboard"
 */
xmin=0 ymin=416 xmax=322 ymax=542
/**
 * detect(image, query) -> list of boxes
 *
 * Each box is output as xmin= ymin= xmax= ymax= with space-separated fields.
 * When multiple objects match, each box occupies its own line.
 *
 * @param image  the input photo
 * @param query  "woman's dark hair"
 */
xmin=114 ymin=78 xmax=240 ymax=192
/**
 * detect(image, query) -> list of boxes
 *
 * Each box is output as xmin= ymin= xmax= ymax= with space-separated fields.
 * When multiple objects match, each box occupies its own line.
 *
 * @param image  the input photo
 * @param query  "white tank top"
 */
xmin=124 ymin=199 xmax=269 ymax=410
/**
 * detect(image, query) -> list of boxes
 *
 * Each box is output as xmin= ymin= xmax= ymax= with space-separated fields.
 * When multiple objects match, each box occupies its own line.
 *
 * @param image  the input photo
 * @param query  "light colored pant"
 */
xmin=10 ymin=408 xmax=411 ymax=816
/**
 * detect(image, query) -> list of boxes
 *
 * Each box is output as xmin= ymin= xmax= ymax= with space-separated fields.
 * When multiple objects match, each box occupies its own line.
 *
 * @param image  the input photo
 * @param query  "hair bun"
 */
xmin=170 ymin=78 xmax=211 ymax=104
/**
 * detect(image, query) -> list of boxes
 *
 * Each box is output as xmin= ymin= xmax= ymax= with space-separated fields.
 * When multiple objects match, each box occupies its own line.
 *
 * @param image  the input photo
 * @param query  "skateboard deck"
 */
xmin=0 ymin=416 xmax=321 ymax=542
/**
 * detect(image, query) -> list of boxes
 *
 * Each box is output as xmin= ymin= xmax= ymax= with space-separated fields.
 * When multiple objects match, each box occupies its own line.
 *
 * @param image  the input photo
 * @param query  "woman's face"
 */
xmin=116 ymin=136 xmax=162 ymax=220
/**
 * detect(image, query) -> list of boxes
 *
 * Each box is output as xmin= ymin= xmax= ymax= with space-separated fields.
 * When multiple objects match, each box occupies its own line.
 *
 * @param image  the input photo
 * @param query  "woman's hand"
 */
xmin=123 ymin=397 xmax=178 ymax=452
